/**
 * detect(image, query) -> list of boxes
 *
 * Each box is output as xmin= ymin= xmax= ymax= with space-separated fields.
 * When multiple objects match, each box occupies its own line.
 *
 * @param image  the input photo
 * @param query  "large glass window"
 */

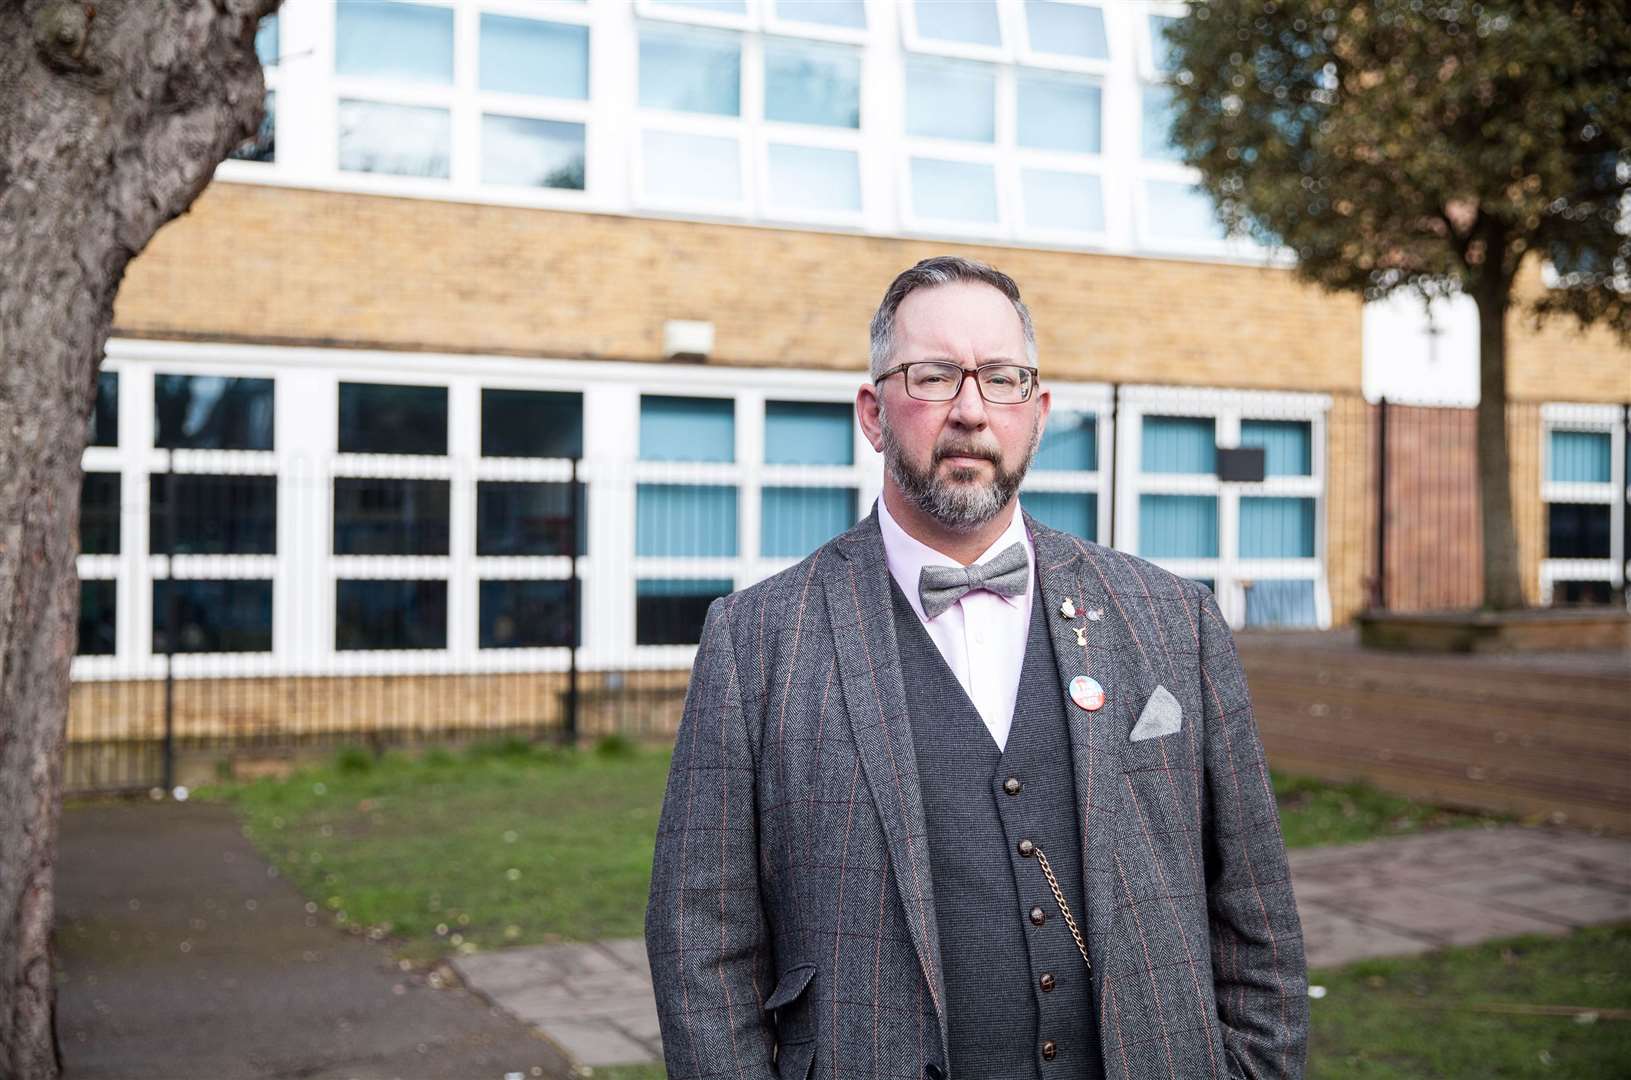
xmin=774 ymin=0 xmax=865 ymax=29
xmin=481 ymin=389 xmax=583 ymax=458
xmin=336 ymin=580 xmax=447 ymax=651
xmin=480 ymin=580 xmax=577 ymax=648
xmin=338 ymin=100 xmax=452 ymax=178
xmin=80 ymin=473 xmax=121 ymax=556
xmin=1035 ymin=411 xmax=1098 ymax=471
xmin=1548 ymin=430 xmax=1612 ymax=483
xmin=483 ymin=116 xmax=586 ymax=190
xmin=642 ymin=130 xmax=743 ymax=202
xmin=905 ymin=59 xmax=995 ymax=142
xmin=90 ymin=371 xmax=118 ymax=447
xmin=333 ymin=478 xmax=451 ymax=556
xmin=479 ymin=16 xmax=588 ymax=99
xmin=335 ymin=1 xmax=454 ymax=83
xmin=152 ymin=580 xmax=273 ymax=654
xmin=762 ymin=487 xmax=854 ymax=557
xmin=1024 ymin=492 xmax=1097 ymax=542
xmin=914 ymin=0 xmax=1000 ymax=46
xmin=640 ymin=396 xmax=734 ymax=462
xmin=1547 ymin=503 xmax=1612 ymax=559
xmin=764 ymin=40 xmax=860 ymax=128
xmin=1139 ymin=494 xmax=1218 ymax=558
xmin=636 ymin=485 xmax=738 ymax=557
xmin=636 ymin=578 xmax=732 ymax=645
xmin=764 ymin=401 xmax=852 ymax=465
xmin=1142 ymin=416 xmax=1216 ymax=474
xmin=1140 ymin=84 xmax=1180 ymax=161
xmin=150 ymin=475 xmax=278 ymax=555
xmin=767 ymin=144 xmax=861 ymax=214
xmin=477 ymin=482 xmax=586 ymax=557
xmin=154 ymin=375 xmax=274 ymax=450
xmin=1023 ymin=1 xmax=1108 ymax=60
xmin=338 ymin=383 xmax=448 ymax=455
xmin=1241 ymin=420 xmax=1313 ymax=477
xmin=1020 ymin=169 xmax=1104 ymax=234
xmin=639 ymin=28 xmax=741 ymax=116
xmin=1017 ymin=72 xmax=1101 ymax=154
xmin=1239 ymin=497 xmax=1316 ymax=559
xmin=1244 ymin=580 xmax=1317 ymax=627
xmin=1144 ymin=181 xmax=1225 ymax=245
xmin=77 ymin=580 xmax=117 ymax=657
xmin=910 ymin=158 xmax=999 ymax=223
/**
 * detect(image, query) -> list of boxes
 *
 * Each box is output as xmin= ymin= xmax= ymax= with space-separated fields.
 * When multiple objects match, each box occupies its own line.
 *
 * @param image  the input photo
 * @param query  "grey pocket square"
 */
xmin=1129 ymin=685 xmax=1182 ymax=742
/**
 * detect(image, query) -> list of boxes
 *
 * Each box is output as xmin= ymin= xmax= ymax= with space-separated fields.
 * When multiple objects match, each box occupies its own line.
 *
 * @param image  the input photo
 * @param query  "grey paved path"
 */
xmin=454 ymin=825 xmax=1631 ymax=1071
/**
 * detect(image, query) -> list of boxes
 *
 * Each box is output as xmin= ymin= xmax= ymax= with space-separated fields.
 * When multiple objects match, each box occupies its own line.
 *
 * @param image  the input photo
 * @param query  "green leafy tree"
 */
xmin=1163 ymin=0 xmax=1630 ymax=611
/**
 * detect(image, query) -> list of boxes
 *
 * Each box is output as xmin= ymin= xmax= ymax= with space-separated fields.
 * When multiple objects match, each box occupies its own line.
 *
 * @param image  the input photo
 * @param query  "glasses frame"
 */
xmin=875 ymin=361 xmax=1041 ymax=404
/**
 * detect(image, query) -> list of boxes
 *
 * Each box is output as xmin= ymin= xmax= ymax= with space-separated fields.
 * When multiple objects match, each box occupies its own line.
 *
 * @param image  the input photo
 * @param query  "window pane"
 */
xmin=150 ymin=475 xmax=278 ymax=555
xmin=1145 ymin=181 xmax=1225 ymax=245
xmin=640 ymin=396 xmax=734 ymax=462
xmin=1035 ymin=410 xmax=1097 ymax=471
xmin=480 ymin=16 xmax=589 ymax=98
xmin=1244 ymin=580 xmax=1317 ymax=627
xmin=476 ymin=481 xmax=586 ymax=557
xmin=1548 ymin=430 xmax=1612 ymax=483
xmin=1547 ymin=503 xmax=1612 ymax=559
xmin=78 ymin=580 xmax=117 ymax=656
xmin=1240 ymin=420 xmax=1313 ymax=477
xmin=1140 ymin=83 xmax=1180 ymax=160
xmin=338 ymin=383 xmax=448 ymax=455
xmin=767 ymin=144 xmax=861 ymax=214
xmin=639 ymin=30 xmax=741 ymax=116
xmin=906 ymin=59 xmax=995 ymax=141
xmin=650 ymin=0 xmax=746 ymax=12
xmin=914 ymin=0 xmax=999 ymax=45
xmin=910 ymin=158 xmax=998 ymax=223
xmin=1017 ymin=72 xmax=1101 ymax=153
xmin=255 ymin=13 xmax=278 ymax=65
xmin=1239 ymin=497 xmax=1315 ymax=559
xmin=1024 ymin=1 xmax=1107 ymax=59
xmin=636 ymin=485 xmax=738 ymax=557
xmin=90 ymin=371 xmax=118 ymax=447
xmin=81 ymin=473 xmax=122 ymax=555
xmin=230 ymin=90 xmax=276 ymax=163
xmin=636 ymin=578 xmax=733 ymax=645
xmin=774 ymin=0 xmax=866 ymax=29
xmin=1142 ymin=415 xmax=1215 ymax=474
xmin=336 ymin=580 xmax=447 ymax=651
xmin=480 ymin=580 xmax=577 ymax=648
xmin=152 ymin=580 xmax=273 ymax=654
xmin=1021 ymin=169 xmax=1104 ymax=233
xmin=333 ymin=478 xmax=450 ymax=556
xmin=1023 ymin=492 xmax=1097 ymax=542
xmin=1149 ymin=14 xmax=1180 ymax=72
xmin=338 ymin=100 xmax=451 ymax=178
xmin=765 ymin=40 xmax=860 ymax=128
xmin=335 ymin=0 xmax=453 ymax=83
xmin=483 ymin=115 xmax=586 ymax=189
xmin=642 ymin=130 xmax=742 ymax=202
xmin=155 ymin=375 xmax=274 ymax=450
xmin=765 ymin=401 xmax=853 ymax=465
xmin=482 ymin=389 xmax=584 ymax=458
xmin=762 ymin=487 xmax=856 ymax=557
xmin=1139 ymin=494 xmax=1217 ymax=558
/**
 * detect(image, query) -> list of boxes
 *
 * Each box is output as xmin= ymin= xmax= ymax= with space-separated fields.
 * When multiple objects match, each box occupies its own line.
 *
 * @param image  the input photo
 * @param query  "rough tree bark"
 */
xmin=0 ymin=2 xmax=277 ymax=1075
xmin=1474 ymin=271 xmax=1524 ymax=612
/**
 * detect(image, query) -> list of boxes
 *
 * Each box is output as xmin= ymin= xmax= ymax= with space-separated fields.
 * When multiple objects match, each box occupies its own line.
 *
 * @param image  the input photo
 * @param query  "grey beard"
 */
xmin=879 ymin=405 xmax=1041 ymax=531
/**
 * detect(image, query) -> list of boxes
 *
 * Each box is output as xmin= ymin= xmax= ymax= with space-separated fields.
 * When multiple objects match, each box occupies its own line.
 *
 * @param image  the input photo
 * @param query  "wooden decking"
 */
xmin=1238 ymin=630 xmax=1631 ymax=832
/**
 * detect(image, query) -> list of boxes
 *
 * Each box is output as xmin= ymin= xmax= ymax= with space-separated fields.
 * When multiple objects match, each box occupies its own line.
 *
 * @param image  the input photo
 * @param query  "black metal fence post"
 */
xmin=161 ymin=456 xmax=178 ymax=793
xmin=565 ymin=457 xmax=580 ymax=744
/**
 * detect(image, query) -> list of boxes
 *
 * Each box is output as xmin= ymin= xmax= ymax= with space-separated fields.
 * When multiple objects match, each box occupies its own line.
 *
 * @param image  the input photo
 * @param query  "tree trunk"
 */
xmin=0 ymin=3 xmax=276 ymax=1075
xmin=1473 ymin=261 xmax=1525 ymax=612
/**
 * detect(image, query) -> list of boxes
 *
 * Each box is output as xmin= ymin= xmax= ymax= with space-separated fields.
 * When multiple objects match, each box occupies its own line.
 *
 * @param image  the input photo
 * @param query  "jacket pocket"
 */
xmin=765 ymin=962 xmax=817 ymax=1077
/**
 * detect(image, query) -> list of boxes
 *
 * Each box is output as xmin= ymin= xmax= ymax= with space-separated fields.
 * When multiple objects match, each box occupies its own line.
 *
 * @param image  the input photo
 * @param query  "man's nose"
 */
xmin=945 ymin=369 xmax=989 ymax=428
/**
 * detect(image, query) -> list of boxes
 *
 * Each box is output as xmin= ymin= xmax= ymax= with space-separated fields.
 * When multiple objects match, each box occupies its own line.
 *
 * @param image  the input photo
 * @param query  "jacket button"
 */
xmin=1042 ymin=1039 xmax=1057 ymax=1061
xmin=1040 ymin=973 xmax=1055 ymax=992
xmin=1029 ymin=906 xmax=1046 ymax=926
xmin=1003 ymin=776 xmax=1022 ymax=796
xmin=1017 ymin=839 xmax=1035 ymax=858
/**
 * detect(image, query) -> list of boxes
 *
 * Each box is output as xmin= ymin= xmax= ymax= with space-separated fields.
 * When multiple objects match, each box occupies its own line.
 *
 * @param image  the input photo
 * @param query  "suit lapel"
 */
xmin=823 ymin=508 xmax=950 ymax=1055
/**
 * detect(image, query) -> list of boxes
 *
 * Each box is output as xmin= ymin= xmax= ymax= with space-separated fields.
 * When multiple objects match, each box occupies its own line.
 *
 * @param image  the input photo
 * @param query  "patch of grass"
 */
xmin=1309 ymin=925 xmax=1631 ymax=1078
xmin=1273 ymin=770 xmax=1504 ymax=849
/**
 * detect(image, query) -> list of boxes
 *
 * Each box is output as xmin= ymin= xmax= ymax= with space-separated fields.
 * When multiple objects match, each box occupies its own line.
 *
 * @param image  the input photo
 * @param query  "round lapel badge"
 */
xmin=1069 ymin=675 xmax=1105 ymax=712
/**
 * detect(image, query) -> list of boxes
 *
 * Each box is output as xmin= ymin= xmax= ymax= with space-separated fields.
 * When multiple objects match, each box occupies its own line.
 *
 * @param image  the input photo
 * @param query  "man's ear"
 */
xmin=856 ymin=382 xmax=886 ymax=453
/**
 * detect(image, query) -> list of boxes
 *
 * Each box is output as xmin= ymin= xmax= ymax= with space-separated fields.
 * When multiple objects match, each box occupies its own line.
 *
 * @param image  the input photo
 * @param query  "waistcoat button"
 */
xmin=1042 ymin=1039 xmax=1057 ymax=1060
xmin=1029 ymin=906 xmax=1046 ymax=926
xmin=1017 ymin=839 xmax=1035 ymax=857
xmin=1003 ymin=776 xmax=1022 ymax=796
xmin=1040 ymin=973 xmax=1055 ymax=992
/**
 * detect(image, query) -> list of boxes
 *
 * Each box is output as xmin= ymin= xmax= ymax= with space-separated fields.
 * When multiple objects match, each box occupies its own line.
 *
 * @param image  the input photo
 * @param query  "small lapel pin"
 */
xmin=1070 ymin=675 xmax=1106 ymax=712
xmin=1086 ymin=608 xmax=1103 ymax=622
xmin=1059 ymin=598 xmax=1077 ymax=619
xmin=1073 ymin=626 xmax=1086 ymax=647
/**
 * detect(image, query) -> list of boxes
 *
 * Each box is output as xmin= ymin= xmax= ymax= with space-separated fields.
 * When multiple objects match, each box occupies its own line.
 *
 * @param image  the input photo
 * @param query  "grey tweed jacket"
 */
xmin=645 ymin=507 xmax=1308 ymax=1080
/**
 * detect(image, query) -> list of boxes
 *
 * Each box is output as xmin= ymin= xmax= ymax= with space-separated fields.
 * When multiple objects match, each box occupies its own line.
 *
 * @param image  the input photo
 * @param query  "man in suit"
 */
xmin=646 ymin=256 xmax=1308 ymax=1079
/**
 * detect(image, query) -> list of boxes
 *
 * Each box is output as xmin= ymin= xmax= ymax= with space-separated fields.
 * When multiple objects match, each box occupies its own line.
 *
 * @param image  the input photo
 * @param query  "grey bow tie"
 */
xmin=918 ymin=542 xmax=1030 ymax=620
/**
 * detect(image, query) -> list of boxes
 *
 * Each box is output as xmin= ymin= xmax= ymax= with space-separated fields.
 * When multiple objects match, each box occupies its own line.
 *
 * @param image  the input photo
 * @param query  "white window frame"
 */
xmin=1539 ymin=403 xmax=1629 ymax=606
xmin=1014 ymin=0 xmax=1112 ymax=75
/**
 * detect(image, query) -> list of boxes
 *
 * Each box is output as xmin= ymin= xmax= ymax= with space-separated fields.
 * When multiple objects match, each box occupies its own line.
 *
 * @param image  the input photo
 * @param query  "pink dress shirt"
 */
xmin=878 ymin=496 xmax=1036 ymax=751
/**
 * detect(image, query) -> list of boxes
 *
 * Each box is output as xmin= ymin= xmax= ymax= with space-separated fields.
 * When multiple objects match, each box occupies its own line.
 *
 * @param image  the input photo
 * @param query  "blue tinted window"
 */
xmin=1034 ymin=411 xmax=1097 ymax=471
xmin=154 ymin=375 xmax=274 ymax=450
xmin=762 ymin=487 xmax=856 ymax=557
xmin=255 ymin=14 xmax=278 ymax=65
xmin=1024 ymin=492 xmax=1097 ymax=542
xmin=1017 ymin=72 xmax=1101 ymax=154
xmin=640 ymin=396 xmax=734 ymax=462
xmin=915 ymin=0 xmax=999 ymax=45
xmin=911 ymin=158 xmax=998 ymax=222
xmin=1244 ymin=580 xmax=1317 ymax=627
xmin=1021 ymin=169 xmax=1104 ymax=233
xmin=906 ymin=59 xmax=995 ymax=142
xmin=335 ymin=1 xmax=453 ymax=83
xmin=1149 ymin=14 xmax=1180 ymax=72
xmin=637 ymin=485 xmax=738 ymax=557
xmin=1240 ymin=420 xmax=1313 ymax=477
xmin=1024 ymin=1 xmax=1107 ymax=59
xmin=1145 ymin=181 xmax=1225 ymax=244
xmin=336 ymin=580 xmax=447 ymax=651
xmin=1548 ymin=430 xmax=1611 ymax=483
xmin=765 ymin=40 xmax=860 ymax=128
xmin=639 ymin=30 xmax=741 ymax=116
xmin=1142 ymin=416 xmax=1215 ymax=474
xmin=1141 ymin=83 xmax=1180 ymax=160
xmin=153 ymin=580 xmax=273 ymax=653
xmin=480 ymin=16 xmax=589 ymax=98
xmin=482 ymin=115 xmax=586 ymax=189
xmin=337 ymin=100 xmax=451 ymax=178
xmin=775 ymin=0 xmax=865 ymax=28
xmin=1239 ymin=497 xmax=1315 ymax=559
xmin=1139 ymin=494 xmax=1217 ymax=558
xmin=767 ymin=144 xmax=861 ymax=213
xmin=765 ymin=401 xmax=853 ymax=465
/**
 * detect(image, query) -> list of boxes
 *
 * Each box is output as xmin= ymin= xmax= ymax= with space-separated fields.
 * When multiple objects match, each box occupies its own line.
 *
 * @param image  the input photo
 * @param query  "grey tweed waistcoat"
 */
xmin=892 ymin=575 xmax=1104 ymax=1080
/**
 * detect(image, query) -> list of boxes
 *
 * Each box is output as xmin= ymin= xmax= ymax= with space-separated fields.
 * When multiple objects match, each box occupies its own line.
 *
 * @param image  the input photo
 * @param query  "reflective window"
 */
xmin=1023 ymin=492 xmax=1097 ymax=541
xmin=476 ymin=482 xmax=586 ymax=557
xmin=1138 ymin=494 xmax=1218 ymax=558
xmin=338 ymin=383 xmax=448 ymax=455
xmin=332 ymin=478 xmax=451 ymax=556
xmin=334 ymin=1 xmax=454 ymax=83
xmin=642 ymin=130 xmax=742 ymax=201
xmin=1547 ymin=503 xmax=1612 ymax=559
xmin=77 ymin=580 xmax=117 ymax=657
xmin=1240 ymin=420 xmax=1313 ymax=477
xmin=1034 ymin=411 xmax=1097 ymax=471
xmin=1021 ymin=169 xmax=1104 ymax=233
xmin=639 ymin=29 xmax=741 ymax=116
xmin=767 ymin=144 xmax=861 ymax=214
xmin=910 ymin=158 xmax=998 ymax=222
xmin=905 ymin=59 xmax=995 ymax=142
xmin=230 ymin=91 xmax=276 ymax=163
xmin=1017 ymin=72 xmax=1101 ymax=154
xmin=338 ymin=100 xmax=452 ymax=179
xmin=1239 ymin=497 xmax=1315 ymax=559
xmin=1548 ymin=430 xmax=1612 ymax=483
xmin=640 ymin=396 xmax=734 ymax=462
xmin=483 ymin=115 xmax=586 ymax=189
xmin=150 ymin=475 xmax=278 ymax=555
xmin=1149 ymin=13 xmax=1180 ymax=72
xmin=762 ymin=487 xmax=856 ymax=557
xmin=650 ymin=0 xmax=747 ymax=13
xmin=1142 ymin=416 xmax=1216 ymax=474
xmin=154 ymin=375 xmax=274 ymax=450
xmin=764 ymin=40 xmax=860 ymax=128
xmin=765 ymin=401 xmax=853 ymax=465
xmin=152 ymin=580 xmax=273 ymax=654
xmin=480 ymin=16 xmax=589 ymax=99
xmin=90 ymin=371 xmax=118 ymax=447
xmin=774 ymin=0 xmax=865 ymax=29
xmin=480 ymin=580 xmax=577 ymax=649
xmin=1244 ymin=580 xmax=1317 ymax=627
xmin=1141 ymin=84 xmax=1180 ymax=160
xmin=1144 ymin=181 xmax=1225 ymax=244
xmin=636 ymin=485 xmax=738 ymax=557
xmin=81 ymin=473 xmax=121 ymax=556
xmin=636 ymin=578 xmax=732 ymax=645
xmin=481 ymin=389 xmax=583 ymax=458
xmin=336 ymin=580 xmax=447 ymax=651
xmin=914 ymin=0 xmax=1000 ymax=46
xmin=255 ymin=13 xmax=278 ymax=65
xmin=1023 ymin=1 xmax=1108 ymax=60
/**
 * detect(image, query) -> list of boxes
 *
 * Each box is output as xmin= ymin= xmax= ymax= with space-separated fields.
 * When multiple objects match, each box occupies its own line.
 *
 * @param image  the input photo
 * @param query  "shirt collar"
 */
xmin=878 ymin=495 xmax=1033 ymax=622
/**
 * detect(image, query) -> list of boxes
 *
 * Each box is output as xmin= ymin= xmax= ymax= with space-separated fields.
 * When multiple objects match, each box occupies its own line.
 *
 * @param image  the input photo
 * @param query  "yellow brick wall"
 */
xmin=113 ymin=182 xmax=1365 ymax=392
xmin=1508 ymin=263 xmax=1631 ymax=404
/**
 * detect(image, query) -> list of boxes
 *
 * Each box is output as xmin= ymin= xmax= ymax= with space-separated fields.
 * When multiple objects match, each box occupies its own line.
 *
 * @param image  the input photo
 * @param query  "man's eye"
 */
xmin=917 ymin=372 xmax=951 ymax=384
xmin=985 ymin=373 xmax=1015 ymax=387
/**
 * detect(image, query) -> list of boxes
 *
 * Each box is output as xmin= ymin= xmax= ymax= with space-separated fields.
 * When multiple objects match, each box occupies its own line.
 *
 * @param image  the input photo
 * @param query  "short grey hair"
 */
xmin=868 ymin=255 xmax=1039 ymax=380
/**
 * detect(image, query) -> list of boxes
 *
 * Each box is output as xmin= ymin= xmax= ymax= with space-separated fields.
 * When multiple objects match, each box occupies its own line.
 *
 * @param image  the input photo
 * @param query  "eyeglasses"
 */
xmin=875 ymin=361 xmax=1039 ymax=404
